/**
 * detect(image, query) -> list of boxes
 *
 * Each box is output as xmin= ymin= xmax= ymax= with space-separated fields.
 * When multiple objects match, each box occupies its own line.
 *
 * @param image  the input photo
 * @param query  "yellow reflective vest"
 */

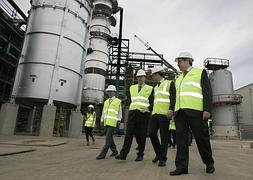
xmin=129 ymin=84 xmax=153 ymax=111
xmin=175 ymin=67 xmax=203 ymax=112
xmin=103 ymin=98 xmax=121 ymax=127
xmin=169 ymin=121 xmax=176 ymax=130
xmin=84 ymin=112 xmax=96 ymax=127
xmin=152 ymin=80 xmax=172 ymax=115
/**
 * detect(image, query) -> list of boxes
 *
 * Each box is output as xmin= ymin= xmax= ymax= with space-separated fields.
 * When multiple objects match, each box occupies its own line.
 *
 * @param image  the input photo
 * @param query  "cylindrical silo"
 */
xmin=12 ymin=0 xmax=93 ymax=107
xmin=210 ymin=69 xmax=233 ymax=94
xmin=209 ymin=69 xmax=238 ymax=137
xmin=82 ymin=0 xmax=118 ymax=104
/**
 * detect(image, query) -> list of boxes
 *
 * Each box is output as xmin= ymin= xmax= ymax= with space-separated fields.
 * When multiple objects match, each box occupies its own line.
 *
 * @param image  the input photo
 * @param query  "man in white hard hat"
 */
xmin=149 ymin=66 xmax=176 ymax=167
xmin=96 ymin=85 xmax=122 ymax=159
xmin=170 ymin=52 xmax=214 ymax=176
xmin=83 ymin=104 xmax=96 ymax=145
xmin=115 ymin=69 xmax=153 ymax=161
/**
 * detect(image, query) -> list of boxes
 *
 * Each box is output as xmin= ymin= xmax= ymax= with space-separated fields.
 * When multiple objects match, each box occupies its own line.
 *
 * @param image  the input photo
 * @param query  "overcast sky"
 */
xmin=14 ymin=0 xmax=253 ymax=89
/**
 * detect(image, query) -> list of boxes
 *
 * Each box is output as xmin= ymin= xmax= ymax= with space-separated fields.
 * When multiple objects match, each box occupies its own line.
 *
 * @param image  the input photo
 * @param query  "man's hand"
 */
xmin=166 ymin=111 xmax=173 ymax=120
xmin=203 ymin=111 xmax=211 ymax=120
xmin=140 ymin=107 xmax=149 ymax=113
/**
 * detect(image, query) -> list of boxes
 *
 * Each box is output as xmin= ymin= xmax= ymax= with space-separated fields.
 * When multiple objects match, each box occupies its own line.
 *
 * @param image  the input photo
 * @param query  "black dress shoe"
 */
xmin=158 ymin=161 xmax=166 ymax=167
xmin=206 ymin=165 xmax=215 ymax=174
xmin=169 ymin=169 xmax=188 ymax=176
xmin=110 ymin=152 xmax=118 ymax=157
xmin=96 ymin=155 xmax=105 ymax=160
xmin=152 ymin=156 xmax=159 ymax=163
xmin=135 ymin=156 xmax=143 ymax=161
xmin=115 ymin=154 xmax=126 ymax=160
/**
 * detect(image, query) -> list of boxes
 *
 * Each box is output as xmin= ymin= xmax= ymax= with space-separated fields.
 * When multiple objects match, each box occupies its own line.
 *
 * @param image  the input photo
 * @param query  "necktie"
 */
xmin=138 ymin=85 xmax=142 ymax=92
xmin=183 ymin=71 xmax=188 ymax=77
xmin=157 ymin=82 xmax=161 ymax=87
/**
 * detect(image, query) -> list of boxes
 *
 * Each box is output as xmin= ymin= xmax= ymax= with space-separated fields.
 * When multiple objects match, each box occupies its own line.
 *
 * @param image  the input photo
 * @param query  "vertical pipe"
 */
xmin=48 ymin=0 xmax=68 ymax=105
xmin=10 ymin=2 xmax=31 ymax=104
xmin=30 ymin=106 xmax=36 ymax=133
xmin=76 ymin=8 xmax=93 ymax=112
xmin=6 ymin=0 xmax=28 ymax=21
xmin=116 ymin=7 xmax=123 ymax=96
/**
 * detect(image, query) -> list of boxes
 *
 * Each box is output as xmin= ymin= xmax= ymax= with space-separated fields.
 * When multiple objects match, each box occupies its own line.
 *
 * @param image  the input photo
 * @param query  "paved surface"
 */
xmin=0 ymin=145 xmax=35 ymax=156
xmin=0 ymin=138 xmax=67 ymax=147
xmin=0 ymin=135 xmax=252 ymax=180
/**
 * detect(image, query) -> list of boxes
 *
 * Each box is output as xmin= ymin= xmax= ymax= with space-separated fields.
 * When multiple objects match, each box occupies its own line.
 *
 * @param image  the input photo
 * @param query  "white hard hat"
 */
xmin=151 ymin=66 xmax=164 ymax=75
xmin=136 ymin=69 xmax=146 ymax=77
xmin=106 ymin=85 xmax=116 ymax=92
xmin=175 ymin=52 xmax=194 ymax=62
xmin=88 ymin=104 xmax=94 ymax=109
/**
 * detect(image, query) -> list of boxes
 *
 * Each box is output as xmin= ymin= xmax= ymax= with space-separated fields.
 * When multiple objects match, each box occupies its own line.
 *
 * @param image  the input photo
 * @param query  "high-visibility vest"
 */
xmin=103 ymin=98 xmax=121 ymax=127
xmin=169 ymin=121 xmax=176 ymax=130
xmin=129 ymin=84 xmax=153 ymax=111
xmin=175 ymin=68 xmax=203 ymax=112
xmin=152 ymin=80 xmax=172 ymax=115
xmin=84 ymin=112 xmax=96 ymax=127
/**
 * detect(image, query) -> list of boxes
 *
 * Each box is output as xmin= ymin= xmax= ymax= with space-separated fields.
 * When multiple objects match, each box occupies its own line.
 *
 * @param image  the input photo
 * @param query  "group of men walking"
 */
xmin=84 ymin=52 xmax=215 ymax=176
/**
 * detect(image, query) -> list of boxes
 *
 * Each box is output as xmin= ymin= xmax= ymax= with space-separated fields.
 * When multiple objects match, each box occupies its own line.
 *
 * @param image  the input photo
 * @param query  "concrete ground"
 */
xmin=0 ymin=135 xmax=252 ymax=180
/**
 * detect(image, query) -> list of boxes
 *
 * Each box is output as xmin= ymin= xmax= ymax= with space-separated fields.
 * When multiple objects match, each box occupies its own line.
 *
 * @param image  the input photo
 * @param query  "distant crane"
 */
xmin=134 ymin=35 xmax=179 ymax=74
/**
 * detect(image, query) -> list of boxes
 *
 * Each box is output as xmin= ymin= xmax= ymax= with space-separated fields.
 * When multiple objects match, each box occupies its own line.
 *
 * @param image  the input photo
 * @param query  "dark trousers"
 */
xmin=120 ymin=110 xmax=150 ymax=157
xmin=168 ymin=130 xmax=176 ymax=147
xmin=175 ymin=109 xmax=214 ymax=170
xmin=149 ymin=115 xmax=170 ymax=162
xmin=84 ymin=127 xmax=94 ymax=142
xmin=99 ymin=126 xmax=118 ymax=156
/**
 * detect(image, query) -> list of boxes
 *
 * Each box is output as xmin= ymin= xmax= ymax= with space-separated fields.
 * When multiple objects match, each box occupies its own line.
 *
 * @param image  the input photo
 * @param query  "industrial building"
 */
xmin=235 ymin=83 xmax=253 ymax=139
xmin=0 ymin=0 xmax=252 ymax=140
xmin=0 ymin=0 xmax=25 ymax=107
xmin=0 ymin=0 xmax=177 ymax=138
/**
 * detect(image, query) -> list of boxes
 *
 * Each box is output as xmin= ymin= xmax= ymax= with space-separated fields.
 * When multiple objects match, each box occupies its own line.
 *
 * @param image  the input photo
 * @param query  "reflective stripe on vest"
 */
xmin=175 ymin=68 xmax=203 ymax=112
xmin=152 ymin=80 xmax=172 ymax=115
xmin=103 ymin=98 xmax=121 ymax=127
xmin=85 ymin=112 xmax=96 ymax=127
xmin=129 ymin=84 xmax=153 ymax=110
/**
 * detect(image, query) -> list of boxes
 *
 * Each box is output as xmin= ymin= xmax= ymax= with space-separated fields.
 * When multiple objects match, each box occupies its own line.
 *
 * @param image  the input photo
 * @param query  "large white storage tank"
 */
xmin=12 ymin=0 xmax=93 ymax=107
xmin=205 ymin=58 xmax=242 ymax=138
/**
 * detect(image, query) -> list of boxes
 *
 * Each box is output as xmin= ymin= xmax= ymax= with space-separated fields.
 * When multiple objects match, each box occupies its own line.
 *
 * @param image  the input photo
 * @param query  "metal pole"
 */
xmin=148 ymin=47 xmax=179 ymax=74
xmin=6 ymin=0 xmax=28 ymax=21
xmin=48 ymin=0 xmax=68 ymax=105
xmin=116 ymin=7 xmax=123 ymax=96
xmin=30 ymin=106 xmax=36 ymax=134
